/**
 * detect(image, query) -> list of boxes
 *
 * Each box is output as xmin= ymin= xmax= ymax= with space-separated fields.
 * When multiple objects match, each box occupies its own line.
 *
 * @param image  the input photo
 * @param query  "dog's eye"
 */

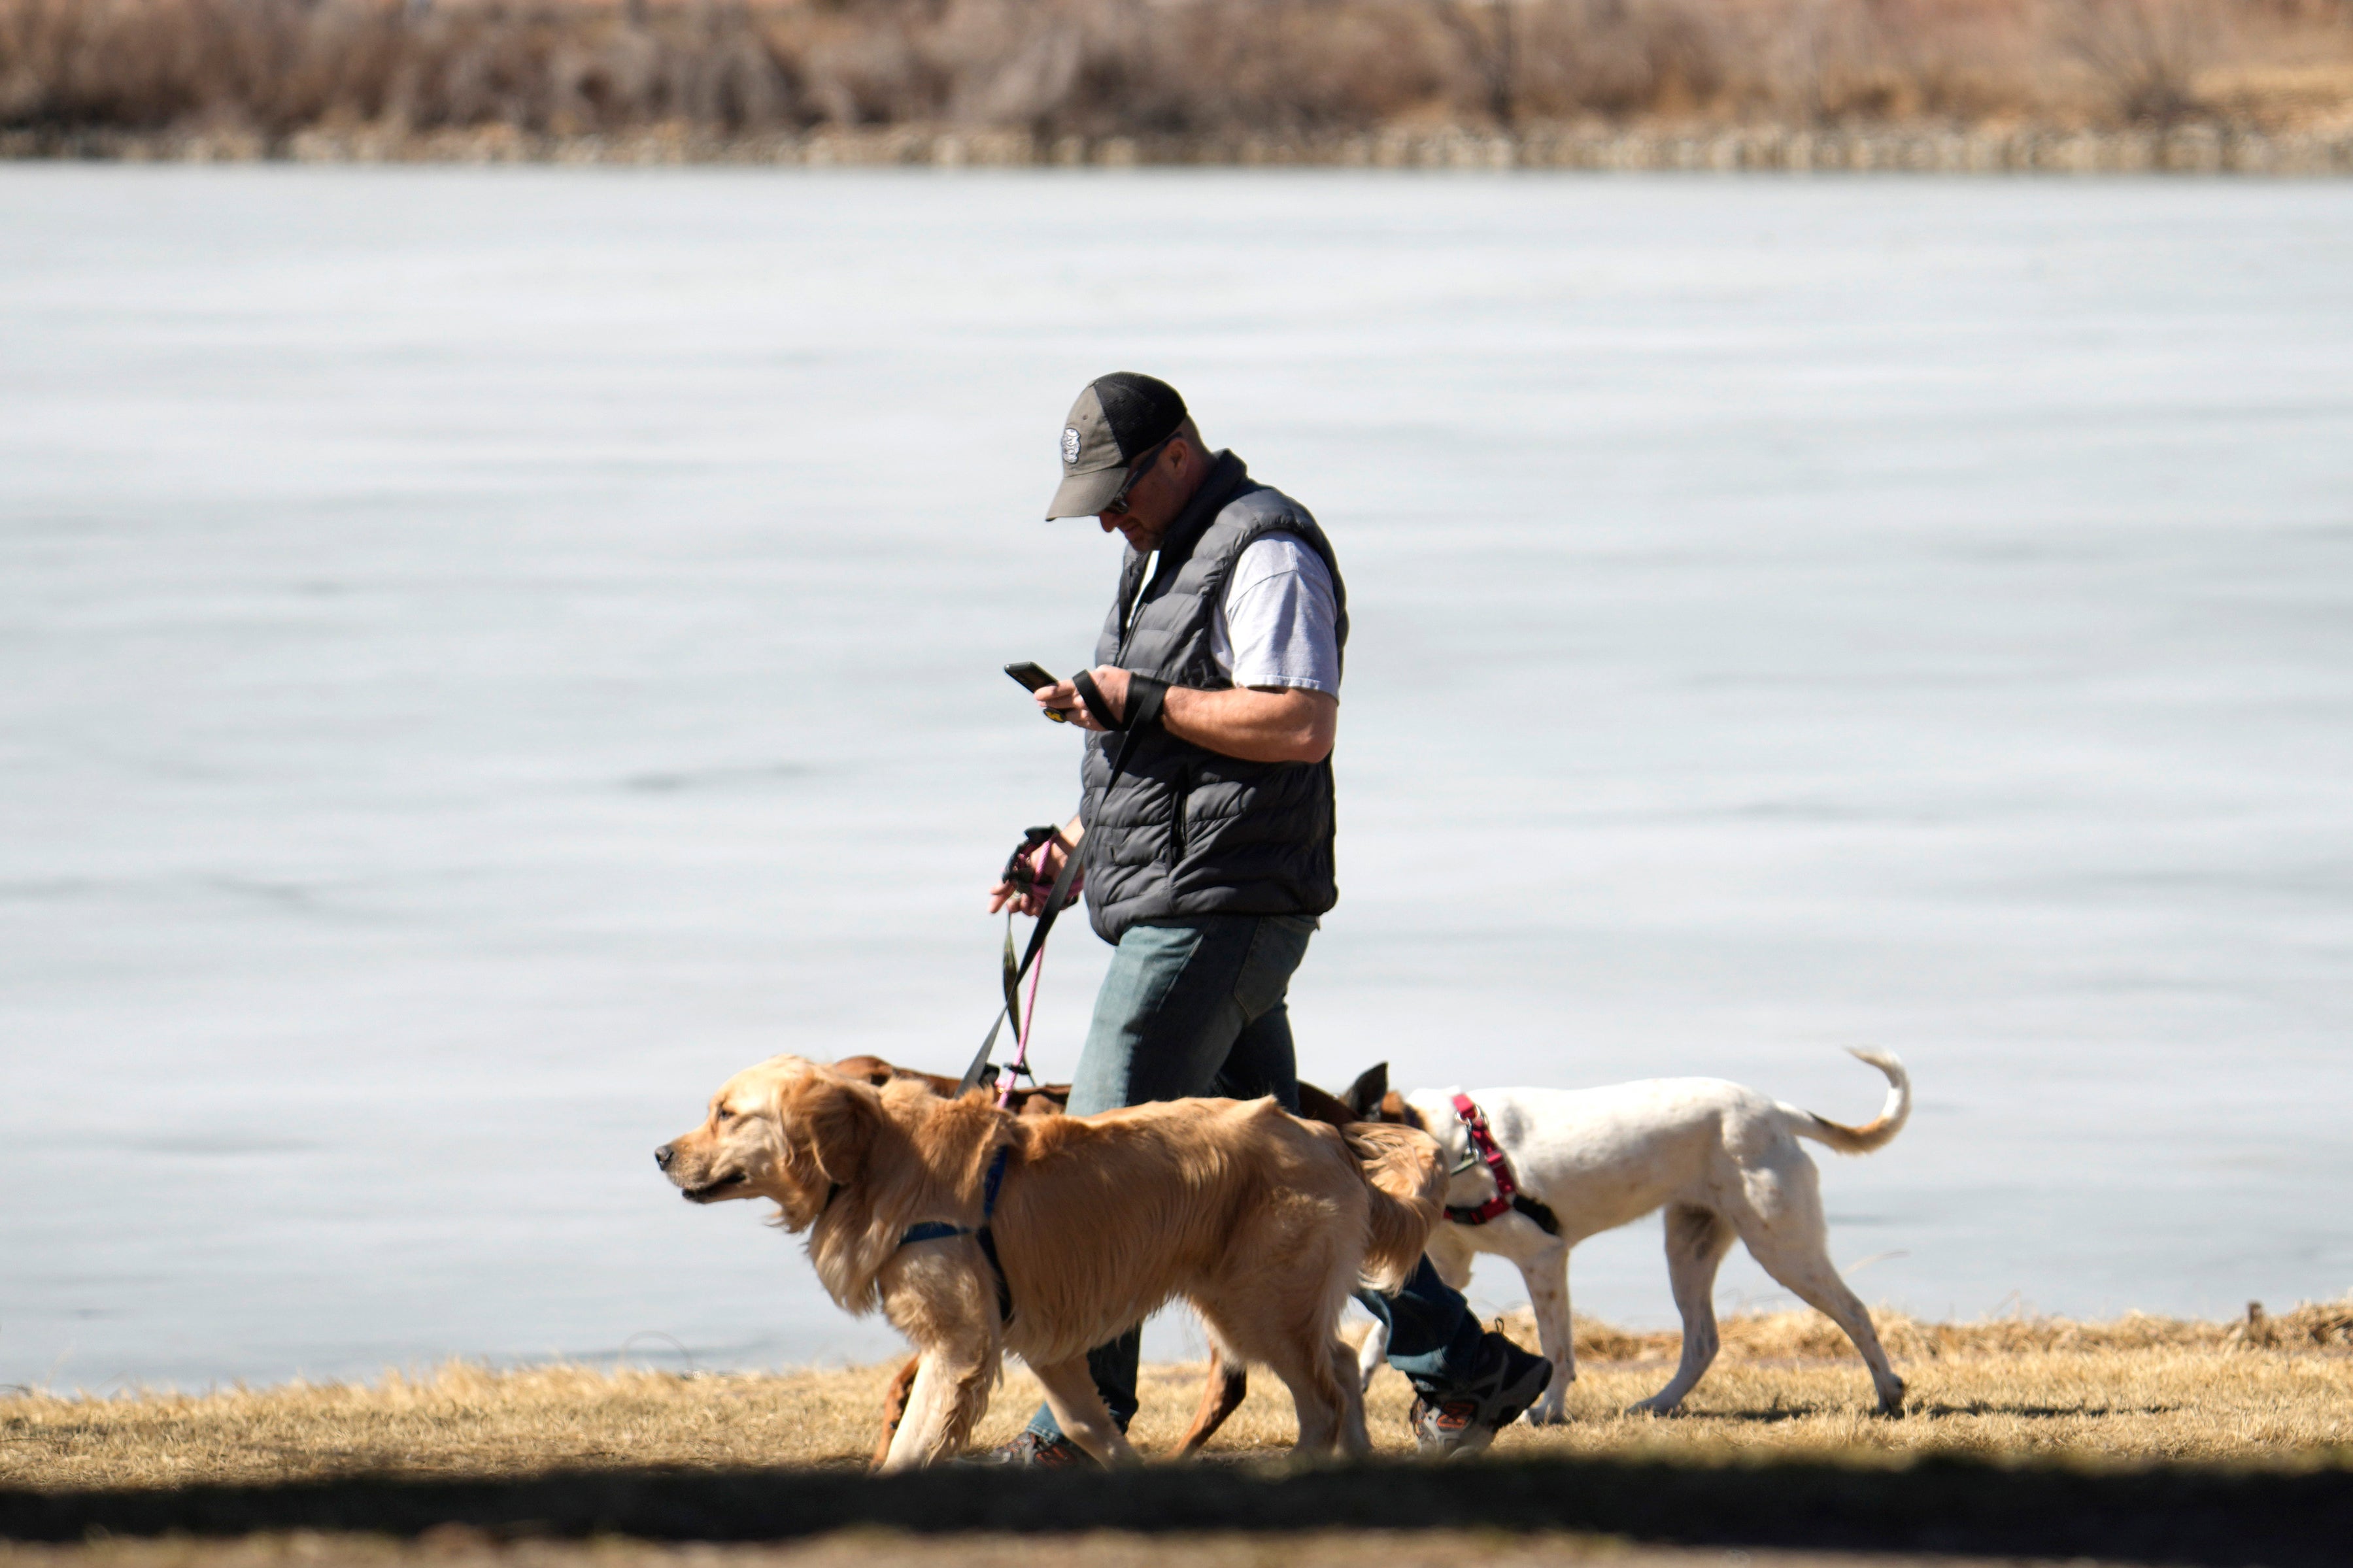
xmin=715 ymin=1108 xmax=734 ymax=1124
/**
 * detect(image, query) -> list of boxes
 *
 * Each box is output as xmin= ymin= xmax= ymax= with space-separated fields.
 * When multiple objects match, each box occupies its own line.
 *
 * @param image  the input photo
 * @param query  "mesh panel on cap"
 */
xmin=1091 ymin=372 xmax=1186 ymax=458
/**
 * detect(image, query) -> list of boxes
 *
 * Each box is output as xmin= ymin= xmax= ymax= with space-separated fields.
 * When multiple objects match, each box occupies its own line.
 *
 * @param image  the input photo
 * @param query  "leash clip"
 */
xmin=1000 ymin=825 xmax=1064 ymax=893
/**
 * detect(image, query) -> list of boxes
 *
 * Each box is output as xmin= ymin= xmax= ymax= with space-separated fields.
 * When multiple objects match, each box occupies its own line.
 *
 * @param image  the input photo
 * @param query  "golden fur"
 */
xmin=839 ymin=1055 xmax=1376 ymax=1467
xmin=658 ymin=1054 xmax=1443 ymax=1468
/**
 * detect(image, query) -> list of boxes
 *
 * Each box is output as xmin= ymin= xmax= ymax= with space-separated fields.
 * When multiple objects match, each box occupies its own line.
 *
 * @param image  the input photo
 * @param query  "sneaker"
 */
xmin=1408 ymin=1333 xmax=1553 ymax=1457
xmin=961 ymin=1429 xmax=1099 ymax=1469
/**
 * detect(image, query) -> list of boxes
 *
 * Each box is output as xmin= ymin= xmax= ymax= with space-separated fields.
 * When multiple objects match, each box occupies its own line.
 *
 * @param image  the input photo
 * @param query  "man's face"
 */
xmin=1096 ymin=438 xmax=1194 ymax=552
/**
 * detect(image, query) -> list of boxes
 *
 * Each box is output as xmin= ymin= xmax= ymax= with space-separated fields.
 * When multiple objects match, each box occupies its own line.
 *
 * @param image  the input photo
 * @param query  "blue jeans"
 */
xmin=1355 ymin=1256 xmax=1490 ymax=1382
xmin=1026 ymin=913 xmax=1481 ymax=1442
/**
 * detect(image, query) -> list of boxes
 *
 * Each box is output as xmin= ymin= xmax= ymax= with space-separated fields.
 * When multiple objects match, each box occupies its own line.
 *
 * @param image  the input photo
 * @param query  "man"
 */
xmin=981 ymin=372 xmax=1550 ymax=1463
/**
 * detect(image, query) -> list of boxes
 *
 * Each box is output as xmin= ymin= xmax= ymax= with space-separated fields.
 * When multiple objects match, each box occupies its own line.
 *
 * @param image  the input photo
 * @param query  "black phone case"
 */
xmin=1004 ymin=662 xmax=1057 ymax=691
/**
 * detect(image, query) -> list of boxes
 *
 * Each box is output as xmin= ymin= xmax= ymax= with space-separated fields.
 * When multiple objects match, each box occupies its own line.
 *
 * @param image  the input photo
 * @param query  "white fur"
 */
xmin=1357 ymin=1050 xmax=1911 ymax=1422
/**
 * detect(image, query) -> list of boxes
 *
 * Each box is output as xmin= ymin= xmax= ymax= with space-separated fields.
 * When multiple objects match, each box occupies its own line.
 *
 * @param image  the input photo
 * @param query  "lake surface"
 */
xmin=3 ymin=167 xmax=2350 ymax=1393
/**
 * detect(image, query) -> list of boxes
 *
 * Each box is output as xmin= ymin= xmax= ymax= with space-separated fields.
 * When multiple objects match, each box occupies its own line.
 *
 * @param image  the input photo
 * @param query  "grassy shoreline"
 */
xmin=0 ymin=1537 xmax=2127 ymax=1568
xmin=7 ymin=1304 xmax=2350 ymax=1489
xmin=9 ymin=1316 xmax=2343 ymax=1568
xmin=7 ymin=1307 xmax=2352 ymax=1565
xmin=8 ymin=0 xmax=2352 ymax=177
xmin=9 ymin=120 xmax=2353 ymax=173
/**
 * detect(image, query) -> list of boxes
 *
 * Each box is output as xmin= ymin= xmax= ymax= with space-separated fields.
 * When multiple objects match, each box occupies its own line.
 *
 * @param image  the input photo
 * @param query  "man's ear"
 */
xmin=779 ymin=1073 xmax=876 ymax=1185
xmin=1342 ymin=1063 xmax=1389 ymax=1122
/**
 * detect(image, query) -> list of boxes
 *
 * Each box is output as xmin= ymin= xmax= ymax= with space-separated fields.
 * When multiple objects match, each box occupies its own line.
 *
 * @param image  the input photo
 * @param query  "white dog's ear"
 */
xmin=780 ymin=1073 xmax=876 ymax=1186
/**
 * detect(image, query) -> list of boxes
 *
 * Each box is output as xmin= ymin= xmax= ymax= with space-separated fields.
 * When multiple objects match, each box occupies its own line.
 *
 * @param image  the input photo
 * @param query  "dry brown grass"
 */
xmin=0 ymin=1533 xmax=2087 ymax=1568
xmin=7 ymin=1303 xmax=2352 ymax=1492
xmin=1 ymin=0 xmax=2349 ymax=150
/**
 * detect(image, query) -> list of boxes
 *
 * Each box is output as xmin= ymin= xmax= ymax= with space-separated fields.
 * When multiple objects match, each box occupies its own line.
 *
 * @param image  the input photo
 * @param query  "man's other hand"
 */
xmin=987 ymin=828 xmax=1076 ymax=916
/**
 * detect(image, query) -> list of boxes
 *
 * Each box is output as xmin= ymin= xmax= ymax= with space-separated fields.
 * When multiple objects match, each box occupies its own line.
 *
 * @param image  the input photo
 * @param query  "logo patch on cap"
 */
xmin=1061 ymin=426 xmax=1082 ymax=466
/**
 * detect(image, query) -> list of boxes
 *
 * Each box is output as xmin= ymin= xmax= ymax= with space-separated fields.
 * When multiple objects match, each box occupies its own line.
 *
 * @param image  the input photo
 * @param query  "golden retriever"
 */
xmin=829 ymin=1053 xmax=1370 ymax=1465
xmin=657 ymin=1054 xmax=1444 ymax=1468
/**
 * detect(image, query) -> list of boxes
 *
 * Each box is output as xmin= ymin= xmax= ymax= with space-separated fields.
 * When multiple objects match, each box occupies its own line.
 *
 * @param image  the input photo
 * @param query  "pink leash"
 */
xmin=998 ymin=840 xmax=1057 ymax=1108
xmin=999 ymin=936 xmax=1047 ymax=1109
xmin=1448 ymin=1093 xmax=1523 ymax=1224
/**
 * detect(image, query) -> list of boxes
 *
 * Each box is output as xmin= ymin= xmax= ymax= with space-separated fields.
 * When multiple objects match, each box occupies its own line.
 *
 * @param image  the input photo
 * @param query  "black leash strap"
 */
xmin=1070 ymin=669 xmax=1121 ymax=731
xmin=1072 ymin=670 xmax=1168 ymax=734
xmin=958 ymin=688 xmax=1164 ymax=1096
xmin=958 ymin=840 xmax=1083 ymax=1095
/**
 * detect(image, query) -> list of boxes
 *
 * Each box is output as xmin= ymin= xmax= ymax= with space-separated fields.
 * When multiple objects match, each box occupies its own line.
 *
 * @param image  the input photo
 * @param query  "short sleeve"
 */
xmin=1217 ymin=535 xmax=1341 ymax=697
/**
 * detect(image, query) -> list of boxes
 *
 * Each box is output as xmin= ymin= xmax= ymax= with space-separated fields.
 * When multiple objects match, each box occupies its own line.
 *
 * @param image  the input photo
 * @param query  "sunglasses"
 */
xmin=1100 ymin=435 xmax=1175 ymax=517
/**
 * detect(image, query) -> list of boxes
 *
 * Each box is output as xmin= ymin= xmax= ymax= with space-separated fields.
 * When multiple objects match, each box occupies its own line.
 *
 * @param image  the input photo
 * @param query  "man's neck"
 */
xmin=1163 ymin=458 xmax=1211 ymax=518
xmin=1149 ymin=450 xmax=1244 ymax=556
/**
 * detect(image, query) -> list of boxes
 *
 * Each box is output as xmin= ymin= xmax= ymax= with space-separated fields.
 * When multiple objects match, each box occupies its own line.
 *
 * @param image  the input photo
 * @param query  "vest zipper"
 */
xmin=1168 ymin=767 xmax=1192 ymax=865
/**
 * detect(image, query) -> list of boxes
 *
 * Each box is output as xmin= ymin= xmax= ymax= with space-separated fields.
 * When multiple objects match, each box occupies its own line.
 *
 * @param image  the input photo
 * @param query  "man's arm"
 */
xmin=1036 ymin=669 xmax=1337 ymax=765
xmin=990 ymin=669 xmax=1334 ymax=910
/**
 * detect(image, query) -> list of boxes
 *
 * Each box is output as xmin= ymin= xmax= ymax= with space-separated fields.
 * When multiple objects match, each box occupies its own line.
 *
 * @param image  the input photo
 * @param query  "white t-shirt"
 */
xmin=1208 ymin=534 xmax=1342 ymax=697
xmin=1126 ymin=534 xmax=1341 ymax=696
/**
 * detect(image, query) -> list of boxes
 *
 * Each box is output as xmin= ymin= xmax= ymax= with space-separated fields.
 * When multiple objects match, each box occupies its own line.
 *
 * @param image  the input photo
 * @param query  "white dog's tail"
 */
xmin=1785 ymin=1049 xmax=1911 ymax=1155
xmin=1343 ymin=1122 xmax=1446 ymax=1293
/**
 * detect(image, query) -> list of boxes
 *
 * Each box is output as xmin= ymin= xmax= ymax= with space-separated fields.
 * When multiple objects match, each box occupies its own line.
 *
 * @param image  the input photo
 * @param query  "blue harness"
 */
xmin=897 ymin=1146 xmax=1014 ymax=1325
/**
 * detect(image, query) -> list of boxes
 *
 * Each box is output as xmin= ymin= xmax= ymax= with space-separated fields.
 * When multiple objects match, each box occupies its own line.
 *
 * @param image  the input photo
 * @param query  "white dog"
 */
xmin=1346 ymin=1050 xmax=1911 ymax=1422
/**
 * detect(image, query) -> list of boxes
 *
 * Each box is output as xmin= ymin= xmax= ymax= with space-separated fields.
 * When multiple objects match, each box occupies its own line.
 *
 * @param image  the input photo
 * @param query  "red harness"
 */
xmin=1446 ymin=1093 xmax=1561 ymax=1235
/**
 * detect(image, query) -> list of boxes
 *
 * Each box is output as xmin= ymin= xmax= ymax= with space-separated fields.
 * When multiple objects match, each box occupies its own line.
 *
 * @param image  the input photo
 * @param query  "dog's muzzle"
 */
xmin=655 ymin=1143 xmax=750 ymax=1201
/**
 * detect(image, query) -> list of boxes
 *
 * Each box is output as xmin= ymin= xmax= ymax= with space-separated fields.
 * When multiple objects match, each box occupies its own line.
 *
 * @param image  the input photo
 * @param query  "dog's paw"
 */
xmin=1625 ymin=1397 xmax=1683 ymax=1417
xmin=1522 ymin=1403 xmax=1570 ymax=1427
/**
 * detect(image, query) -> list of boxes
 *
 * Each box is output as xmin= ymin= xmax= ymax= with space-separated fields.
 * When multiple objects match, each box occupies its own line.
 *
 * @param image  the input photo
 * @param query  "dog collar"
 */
xmin=1444 ymin=1093 xmax=1560 ymax=1236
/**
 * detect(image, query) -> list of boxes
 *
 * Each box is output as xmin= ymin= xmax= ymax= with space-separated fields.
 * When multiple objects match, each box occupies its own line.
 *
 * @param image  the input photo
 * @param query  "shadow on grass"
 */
xmin=1691 ymin=1403 xmax=2186 ymax=1422
xmin=5 ymin=1454 xmax=2351 ymax=1565
xmin=1912 ymin=1402 xmax=2185 ymax=1419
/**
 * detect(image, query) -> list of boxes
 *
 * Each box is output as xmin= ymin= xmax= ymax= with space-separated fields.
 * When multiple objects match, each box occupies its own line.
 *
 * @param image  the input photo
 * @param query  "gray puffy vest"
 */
xmin=1079 ymin=452 xmax=1349 ymax=944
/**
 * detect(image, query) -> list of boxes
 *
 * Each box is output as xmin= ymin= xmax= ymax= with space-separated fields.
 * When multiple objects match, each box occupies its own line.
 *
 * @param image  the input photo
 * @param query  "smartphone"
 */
xmin=1004 ymin=661 xmax=1057 ymax=692
xmin=1004 ymin=661 xmax=1070 ymax=722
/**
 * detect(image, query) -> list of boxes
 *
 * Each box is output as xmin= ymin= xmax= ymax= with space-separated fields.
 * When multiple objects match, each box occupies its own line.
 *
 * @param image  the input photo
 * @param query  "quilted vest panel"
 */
xmin=1078 ymin=452 xmax=1349 ymax=944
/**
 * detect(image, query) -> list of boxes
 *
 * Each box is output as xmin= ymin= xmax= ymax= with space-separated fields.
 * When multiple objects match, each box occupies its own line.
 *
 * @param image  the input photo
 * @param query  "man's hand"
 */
xmin=1039 ymin=667 xmax=1129 ymax=732
xmin=986 ymin=818 xmax=1084 ymax=914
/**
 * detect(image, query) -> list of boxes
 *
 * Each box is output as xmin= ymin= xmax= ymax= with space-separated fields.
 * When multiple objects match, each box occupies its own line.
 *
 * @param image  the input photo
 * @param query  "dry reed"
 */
xmin=7 ymin=1303 xmax=2352 ymax=1491
xmin=0 ymin=1534 xmax=2025 ymax=1568
xmin=2 ymin=0 xmax=2349 ymax=158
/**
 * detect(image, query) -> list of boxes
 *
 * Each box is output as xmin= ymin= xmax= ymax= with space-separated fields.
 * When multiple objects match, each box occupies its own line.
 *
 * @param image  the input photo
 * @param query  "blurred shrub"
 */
xmin=0 ymin=0 xmax=2344 ymax=138
xmin=2048 ymin=0 xmax=2232 ymax=122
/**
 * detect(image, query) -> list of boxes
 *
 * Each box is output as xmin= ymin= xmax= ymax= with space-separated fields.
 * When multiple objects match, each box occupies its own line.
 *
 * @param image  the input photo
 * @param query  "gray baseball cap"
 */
xmin=1045 ymin=372 xmax=1188 ymax=520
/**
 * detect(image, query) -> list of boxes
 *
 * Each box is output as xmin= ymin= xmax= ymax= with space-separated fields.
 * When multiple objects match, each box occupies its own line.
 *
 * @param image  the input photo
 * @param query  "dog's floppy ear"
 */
xmin=1342 ymin=1063 xmax=1389 ymax=1122
xmin=828 ymin=1054 xmax=899 ymax=1090
xmin=777 ymin=1071 xmax=877 ymax=1186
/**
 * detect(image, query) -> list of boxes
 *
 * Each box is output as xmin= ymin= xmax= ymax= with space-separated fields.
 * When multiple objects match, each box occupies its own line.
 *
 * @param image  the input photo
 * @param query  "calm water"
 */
xmin=3 ymin=167 xmax=2350 ymax=1393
